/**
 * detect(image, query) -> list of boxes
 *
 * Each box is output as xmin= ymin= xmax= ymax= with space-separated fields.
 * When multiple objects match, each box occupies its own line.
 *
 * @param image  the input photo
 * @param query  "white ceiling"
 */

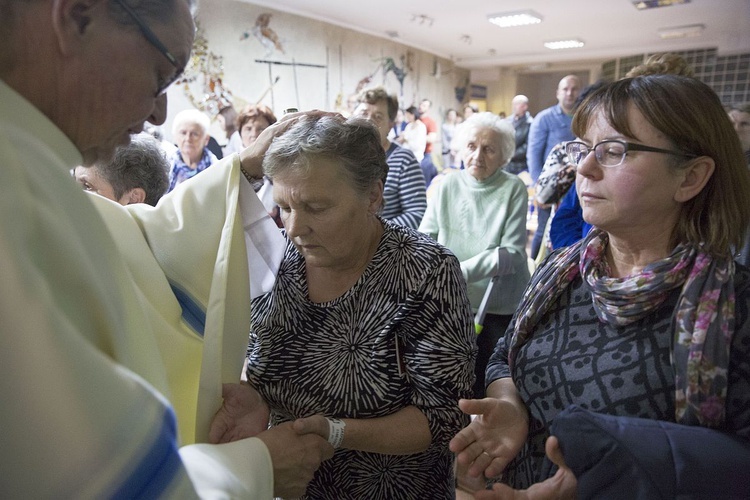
xmin=240 ymin=0 xmax=750 ymax=69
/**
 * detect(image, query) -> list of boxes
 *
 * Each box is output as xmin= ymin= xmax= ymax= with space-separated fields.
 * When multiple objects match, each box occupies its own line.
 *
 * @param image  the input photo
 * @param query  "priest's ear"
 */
xmin=121 ymin=187 xmax=146 ymax=205
xmin=52 ymin=0 xmax=109 ymax=55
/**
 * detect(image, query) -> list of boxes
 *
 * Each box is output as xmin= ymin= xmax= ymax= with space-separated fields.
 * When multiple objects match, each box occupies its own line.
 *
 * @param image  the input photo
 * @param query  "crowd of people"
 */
xmin=2 ymin=0 xmax=749 ymax=498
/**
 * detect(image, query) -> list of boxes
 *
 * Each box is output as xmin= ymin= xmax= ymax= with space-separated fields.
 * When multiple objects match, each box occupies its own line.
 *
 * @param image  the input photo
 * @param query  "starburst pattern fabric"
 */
xmin=247 ymin=220 xmax=476 ymax=499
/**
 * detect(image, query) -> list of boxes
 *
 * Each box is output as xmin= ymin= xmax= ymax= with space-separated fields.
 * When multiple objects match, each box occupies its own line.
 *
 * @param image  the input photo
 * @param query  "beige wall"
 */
xmin=164 ymin=0 xmax=470 ymax=143
xmin=162 ymin=1 xmax=614 ymax=142
xmin=164 ymin=3 xmax=749 ymax=143
xmin=471 ymin=62 xmax=603 ymax=118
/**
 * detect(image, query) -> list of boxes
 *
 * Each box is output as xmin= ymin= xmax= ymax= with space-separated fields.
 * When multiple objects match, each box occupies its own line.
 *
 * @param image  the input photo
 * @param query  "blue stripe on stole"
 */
xmin=169 ymin=283 xmax=206 ymax=337
xmin=111 ymin=407 xmax=185 ymax=500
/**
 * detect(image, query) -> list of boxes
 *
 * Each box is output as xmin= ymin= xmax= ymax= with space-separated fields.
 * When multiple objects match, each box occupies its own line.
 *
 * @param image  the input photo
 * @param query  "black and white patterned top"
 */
xmin=487 ymin=264 xmax=750 ymax=488
xmin=247 ymin=220 xmax=476 ymax=499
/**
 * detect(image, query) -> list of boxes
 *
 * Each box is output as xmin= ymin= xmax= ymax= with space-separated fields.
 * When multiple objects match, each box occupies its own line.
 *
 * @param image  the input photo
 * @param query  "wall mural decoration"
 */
xmin=176 ymin=21 xmax=236 ymax=117
xmin=454 ymin=76 xmax=470 ymax=104
xmin=254 ymin=59 xmax=326 ymax=111
xmin=167 ymin=0 xmax=471 ymax=134
xmin=431 ymin=58 xmax=442 ymax=79
xmin=381 ymin=56 xmax=408 ymax=93
xmin=353 ymin=64 xmax=382 ymax=96
xmin=359 ymin=54 xmax=412 ymax=96
xmin=242 ymin=13 xmax=285 ymax=57
xmin=335 ymin=53 xmax=412 ymax=115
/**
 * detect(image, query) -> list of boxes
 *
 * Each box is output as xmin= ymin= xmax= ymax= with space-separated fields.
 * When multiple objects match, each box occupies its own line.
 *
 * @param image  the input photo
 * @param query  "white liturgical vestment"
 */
xmin=0 ymin=78 xmax=284 ymax=498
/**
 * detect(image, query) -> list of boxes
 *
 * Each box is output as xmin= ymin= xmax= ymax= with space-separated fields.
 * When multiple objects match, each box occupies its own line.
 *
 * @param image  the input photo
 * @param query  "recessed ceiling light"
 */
xmin=488 ymin=10 xmax=543 ymax=28
xmin=633 ymin=0 xmax=690 ymax=10
xmin=658 ymin=24 xmax=704 ymax=39
xmin=544 ymin=39 xmax=585 ymax=50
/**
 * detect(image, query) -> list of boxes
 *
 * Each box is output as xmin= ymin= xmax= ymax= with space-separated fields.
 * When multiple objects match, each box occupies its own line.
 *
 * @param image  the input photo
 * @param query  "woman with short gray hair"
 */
xmin=420 ymin=111 xmax=531 ymax=400
xmin=168 ymin=108 xmax=216 ymax=191
xmin=263 ymin=115 xmax=387 ymax=190
xmin=244 ymin=113 xmax=476 ymax=499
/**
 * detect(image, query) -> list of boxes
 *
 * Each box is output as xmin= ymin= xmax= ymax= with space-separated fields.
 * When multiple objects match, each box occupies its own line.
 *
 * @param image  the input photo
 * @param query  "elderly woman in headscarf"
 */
xmin=451 ymin=75 xmax=750 ymax=499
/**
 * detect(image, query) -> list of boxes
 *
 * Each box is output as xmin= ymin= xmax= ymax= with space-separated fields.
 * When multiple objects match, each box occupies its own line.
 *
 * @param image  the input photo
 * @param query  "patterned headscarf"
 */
xmin=508 ymin=229 xmax=735 ymax=427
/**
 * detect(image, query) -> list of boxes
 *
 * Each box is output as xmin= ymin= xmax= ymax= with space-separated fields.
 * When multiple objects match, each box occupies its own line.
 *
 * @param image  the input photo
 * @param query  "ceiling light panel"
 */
xmin=544 ymin=39 xmax=585 ymax=50
xmin=632 ymin=0 xmax=690 ymax=10
xmin=488 ymin=10 xmax=543 ymax=28
xmin=657 ymin=24 xmax=704 ymax=39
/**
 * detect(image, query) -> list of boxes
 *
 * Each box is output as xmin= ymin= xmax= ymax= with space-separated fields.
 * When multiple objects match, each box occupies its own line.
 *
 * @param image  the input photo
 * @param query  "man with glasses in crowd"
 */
xmin=0 ymin=0 xmax=331 ymax=497
xmin=353 ymin=86 xmax=427 ymax=229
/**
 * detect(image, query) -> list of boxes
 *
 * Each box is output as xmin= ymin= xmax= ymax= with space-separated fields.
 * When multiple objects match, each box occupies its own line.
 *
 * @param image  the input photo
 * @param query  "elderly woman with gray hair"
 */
xmin=419 ymin=112 xmax=531 ymax=399
xmin=168 ymin=108 xmax=217 ymax=191
xmin=230 ymin=113 xmax=475 ymax=498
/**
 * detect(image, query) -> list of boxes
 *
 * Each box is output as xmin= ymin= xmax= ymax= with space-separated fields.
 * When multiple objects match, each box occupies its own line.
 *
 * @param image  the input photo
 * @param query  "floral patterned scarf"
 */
xmin=508 ymin=229 xmax=735 ymax=427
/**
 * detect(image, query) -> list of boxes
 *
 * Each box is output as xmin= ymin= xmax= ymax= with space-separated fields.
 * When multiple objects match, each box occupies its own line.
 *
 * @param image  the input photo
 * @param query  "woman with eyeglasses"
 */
xmin=548 ymin=55 xmax=695 ymax=252
xmin=450 ymin=75 xmax=750 ymax=498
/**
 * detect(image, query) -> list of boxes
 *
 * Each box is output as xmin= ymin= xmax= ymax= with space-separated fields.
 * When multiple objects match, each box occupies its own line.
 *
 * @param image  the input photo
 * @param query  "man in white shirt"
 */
xmin=0 ymin=0 xmax=331 ymax=497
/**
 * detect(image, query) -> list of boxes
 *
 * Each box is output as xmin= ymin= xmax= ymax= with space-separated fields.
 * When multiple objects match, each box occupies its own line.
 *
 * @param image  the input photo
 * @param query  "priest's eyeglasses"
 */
xmin=112 ymin=0 xmax=183 ymax=96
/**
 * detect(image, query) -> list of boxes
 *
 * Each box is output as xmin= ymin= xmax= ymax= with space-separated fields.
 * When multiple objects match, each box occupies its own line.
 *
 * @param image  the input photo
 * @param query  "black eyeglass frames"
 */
xmin=565 ymin=140 xmax=697 ymax=168
xmin=111 ymin=0 xmax=183 ymax=96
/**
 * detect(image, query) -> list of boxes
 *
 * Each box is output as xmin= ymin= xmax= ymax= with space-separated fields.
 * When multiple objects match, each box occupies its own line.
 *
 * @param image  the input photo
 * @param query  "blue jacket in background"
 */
xmin=550 ymin=184 xmax=592 ymax=249
xmin=526 ymin=104 xmax=575 ymax=182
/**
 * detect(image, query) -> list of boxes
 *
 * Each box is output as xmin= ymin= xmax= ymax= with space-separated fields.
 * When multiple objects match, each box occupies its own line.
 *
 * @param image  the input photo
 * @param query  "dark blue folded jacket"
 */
xmin=549 ymin=405 xmax=750 ymax=499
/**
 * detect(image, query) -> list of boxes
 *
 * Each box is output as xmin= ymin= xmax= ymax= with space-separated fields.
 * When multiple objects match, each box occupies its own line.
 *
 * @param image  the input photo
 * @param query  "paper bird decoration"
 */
xmin=241 ymin=13 xmax=285 ymax=56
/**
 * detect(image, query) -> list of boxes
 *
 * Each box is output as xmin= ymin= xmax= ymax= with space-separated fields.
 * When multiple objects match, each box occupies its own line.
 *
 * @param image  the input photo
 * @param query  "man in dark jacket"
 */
xmin=504 ymin=95 xmax=533 ymax=175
